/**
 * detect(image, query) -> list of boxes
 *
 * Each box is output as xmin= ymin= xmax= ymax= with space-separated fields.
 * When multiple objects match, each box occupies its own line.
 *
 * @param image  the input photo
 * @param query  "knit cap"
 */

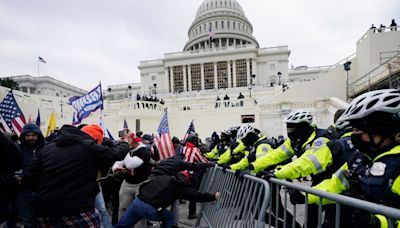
xmin=81 ymin=124 xmax=104 ymax=144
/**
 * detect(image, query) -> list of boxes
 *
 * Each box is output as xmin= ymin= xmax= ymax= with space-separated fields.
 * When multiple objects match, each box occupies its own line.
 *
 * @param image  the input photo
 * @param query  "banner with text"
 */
xmin=69 ymin=84 xmax=103 ymax=124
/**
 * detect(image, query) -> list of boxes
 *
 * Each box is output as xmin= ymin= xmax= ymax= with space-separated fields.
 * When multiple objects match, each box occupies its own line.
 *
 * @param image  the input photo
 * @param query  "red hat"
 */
xmin=81 ymin=124 xmax=104 ymax=145
xmin=129 ymin=132 xmax=142 ymax=143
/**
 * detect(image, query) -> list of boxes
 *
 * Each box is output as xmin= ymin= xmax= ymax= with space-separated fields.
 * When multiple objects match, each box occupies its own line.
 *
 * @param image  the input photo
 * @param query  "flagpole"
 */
xmin=37 ymin=56 xmax=40 ymax=77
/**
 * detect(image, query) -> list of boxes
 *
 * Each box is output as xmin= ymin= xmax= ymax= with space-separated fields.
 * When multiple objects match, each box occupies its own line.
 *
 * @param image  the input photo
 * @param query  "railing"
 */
xmin=349 ymin=52 xmax=400 ymax=97
xmin=197 ymin=167 xmax=270 ymax=228
xmin=198 ymin=167 xmax=400 ymax=228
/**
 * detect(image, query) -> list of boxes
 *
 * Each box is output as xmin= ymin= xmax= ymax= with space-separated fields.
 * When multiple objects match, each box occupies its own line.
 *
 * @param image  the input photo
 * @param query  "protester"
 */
xmin=0 ymin=132 xmax=23 ymax=226
xmin=115 ymin=171 xmax=220 ymax=228
xmin=112 ymin=132 xmax=151 ymax=220
xmin=21 ymin=124 xmax=129 ymax=227
xmin=16 ymin=123 xmax=46 ymax=228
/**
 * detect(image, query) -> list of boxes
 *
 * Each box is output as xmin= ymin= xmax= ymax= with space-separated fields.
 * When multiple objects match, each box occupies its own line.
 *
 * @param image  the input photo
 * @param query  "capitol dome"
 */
xmin=184 ymin=0 xmax=259 ymax=51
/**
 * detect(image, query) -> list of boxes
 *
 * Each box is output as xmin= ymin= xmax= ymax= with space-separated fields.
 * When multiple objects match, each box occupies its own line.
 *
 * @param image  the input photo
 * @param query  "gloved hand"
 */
xmin=247 ymin=152 xmax=256 ymax=163
xmin=257 ymin=170 xmax=275 ymax=180
xmin=351 ymin=209 xmax=380 ymax=228
xmin=235 ymin=168 xmax=251 ymax=181
xmin=220 ymin=164 xmax=229 ymax=173
xmin=289 ymin=190 xmax=305 ymax=205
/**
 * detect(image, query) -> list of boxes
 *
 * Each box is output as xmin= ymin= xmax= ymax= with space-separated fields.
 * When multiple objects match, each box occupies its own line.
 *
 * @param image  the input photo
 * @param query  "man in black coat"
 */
xmin=0 ymin=131 xmax=23 ymax=225
xmin=115 ymin=172 xmax=220 ymax=228
xmin=22 ymin=124 xmax=129 ymax=227
xmin=16 ymin=123 xmax=46 ymax=228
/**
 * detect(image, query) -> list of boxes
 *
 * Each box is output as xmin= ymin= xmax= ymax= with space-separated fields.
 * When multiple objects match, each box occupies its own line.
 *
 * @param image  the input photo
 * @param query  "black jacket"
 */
xmin=22 ymin=125 xmax=129 ymax=216
xmin=19 ymin=123 xmax=46 ymax=177
xmin=0 ymin=132 xmax=23 ymax=221
xmin=138 ymin=174 xmax=215 ymax=209
xmin=151 ymin=153 xmax=211 ymax=176
xmin=124 ymin=144 xmax=151 ymax=184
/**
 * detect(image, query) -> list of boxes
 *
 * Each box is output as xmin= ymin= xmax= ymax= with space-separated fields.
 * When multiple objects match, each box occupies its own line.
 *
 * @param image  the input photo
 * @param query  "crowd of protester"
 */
xmin=1 ymin=88 xmax=399 ymax=228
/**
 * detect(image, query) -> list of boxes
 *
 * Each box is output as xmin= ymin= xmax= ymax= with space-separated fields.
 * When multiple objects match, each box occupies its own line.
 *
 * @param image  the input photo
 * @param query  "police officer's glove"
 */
xmin=247 ymin=152 xmax=256 ymax=163
xmin=235 ymin=168 xmax=251 ymax=181
xmin=351 ymin=209 xmax=380 ymax=228
xmin=220 ymin=164 xmax=229 ymax=173
xmin=257 ymin=170 xmax=275 ymax=180
xmin=289 ymin=190 xmax=305 ymax=205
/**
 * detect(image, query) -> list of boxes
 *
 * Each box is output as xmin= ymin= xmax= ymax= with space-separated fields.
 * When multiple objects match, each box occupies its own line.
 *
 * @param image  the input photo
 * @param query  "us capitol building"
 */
xmin=2 ymin=0 xmax=400 ymax=138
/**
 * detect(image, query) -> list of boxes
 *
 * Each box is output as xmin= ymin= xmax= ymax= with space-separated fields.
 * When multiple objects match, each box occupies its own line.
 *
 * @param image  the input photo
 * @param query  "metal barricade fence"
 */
xmin=268 ymin=178 xmax=400 ymax=228
xmin=196 ymin=166 xmax=270 ymax=228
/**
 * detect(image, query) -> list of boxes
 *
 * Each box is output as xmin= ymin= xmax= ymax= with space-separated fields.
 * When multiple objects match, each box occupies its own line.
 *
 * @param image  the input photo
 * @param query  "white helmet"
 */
xmin=237 ymin=124 xmax=254 ymax=140
xmin=285 ymin=110 xmax=313 ymax=124
xmin=338 ymin=89 xmax=400 ymax=122
xmin=335 ymin=120 xmax=350 ymax=130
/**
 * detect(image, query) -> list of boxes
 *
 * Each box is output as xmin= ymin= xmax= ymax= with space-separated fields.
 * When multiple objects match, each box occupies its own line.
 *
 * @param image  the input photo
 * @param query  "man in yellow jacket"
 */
xmin=308 ymin=89 xmax=400 ymax=228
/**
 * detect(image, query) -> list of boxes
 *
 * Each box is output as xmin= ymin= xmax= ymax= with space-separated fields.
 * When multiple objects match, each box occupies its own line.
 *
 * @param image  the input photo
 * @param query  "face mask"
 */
xmin=242 ymin=132 xmax=258 ymax=146
xmin=351 ymin=133 xmax=372 ymax=154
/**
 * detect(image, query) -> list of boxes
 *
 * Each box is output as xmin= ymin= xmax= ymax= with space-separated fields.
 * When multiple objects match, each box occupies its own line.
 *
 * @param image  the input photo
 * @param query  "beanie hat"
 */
xmin=21 ymin=123 xmax=43 ymax=135
xmin=81 ymin=124 xmax=104 ymax=144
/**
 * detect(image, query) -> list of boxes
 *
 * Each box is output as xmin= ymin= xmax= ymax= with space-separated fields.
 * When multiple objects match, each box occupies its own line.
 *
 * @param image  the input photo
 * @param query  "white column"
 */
xmin=214 ymin=62 xmax=218 ymax=89
xmin=170 ymin=67 xmax=174 ymax=93
xmin=234 ymin=39 xmax=237 ymax=46
xmin=233 ymin=60 xmax=237 ymax=87
xmin=188 ymin=65 xmax=192 ymax=91
xmin=200 ymin=63 xmax=205 ymax=90
xmin=246 ymin=59 xmax=251 ymax=86
xmin=227 ymin=61 xmax=232 ymax=88
xmin=183 ymin=65 xmax=187 ymax=92
xmin=219 ymin=38 xmax=222 ymax=48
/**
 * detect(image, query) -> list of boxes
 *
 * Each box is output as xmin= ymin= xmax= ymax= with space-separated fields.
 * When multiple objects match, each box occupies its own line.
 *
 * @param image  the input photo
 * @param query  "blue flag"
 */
xmin=69 ymin=84 xmax=103 ymax=125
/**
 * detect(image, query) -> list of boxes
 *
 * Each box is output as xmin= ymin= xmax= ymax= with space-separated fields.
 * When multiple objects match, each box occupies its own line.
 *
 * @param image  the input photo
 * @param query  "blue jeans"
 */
xmin=95 ymin=191 xmax=112 ymax=228
xmin=16 ymin=191 xmax=36 ymax=228
xmin=115 ymin=198 xmax=173 ymax=228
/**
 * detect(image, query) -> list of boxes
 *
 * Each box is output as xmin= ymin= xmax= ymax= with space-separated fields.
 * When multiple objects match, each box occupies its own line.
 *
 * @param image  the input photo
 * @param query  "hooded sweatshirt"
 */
xmin=22 ymin=125 xmax=129 ymax=216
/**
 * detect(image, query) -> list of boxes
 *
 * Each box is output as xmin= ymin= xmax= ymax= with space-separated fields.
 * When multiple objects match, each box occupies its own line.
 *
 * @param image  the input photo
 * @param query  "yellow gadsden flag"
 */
xmin=45 ymin=112 xmax=56 ymax=137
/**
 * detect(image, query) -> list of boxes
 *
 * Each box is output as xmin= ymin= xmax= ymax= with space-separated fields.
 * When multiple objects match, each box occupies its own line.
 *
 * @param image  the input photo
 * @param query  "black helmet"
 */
xmin=186 ymin=133 xmax=200 ymax=147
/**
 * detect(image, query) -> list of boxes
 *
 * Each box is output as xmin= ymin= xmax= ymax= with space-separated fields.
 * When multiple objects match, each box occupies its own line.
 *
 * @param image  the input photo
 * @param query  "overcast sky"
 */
xmin=0 ymin=0 xmax=399 ymax=91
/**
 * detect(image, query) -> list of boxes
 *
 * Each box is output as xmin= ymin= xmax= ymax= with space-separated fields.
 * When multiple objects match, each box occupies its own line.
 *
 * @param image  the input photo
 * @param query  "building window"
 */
xmin=173 ymin=66 xmax=184 ymax=92
xmin=168 ymin=67 xmax=171 ymax=93
xmin=151 ymin=75 xmax=156 ymax=81
xmin=22 ymin=87 xmax=27 ymax=93
xmin=199 ymin=26 xmax=202 ymax=33
xmin=233 ymin=22 xmax=236 ymax=30
xmin=191 ymin=64 xmax=201 ymax=91
xmin=215 ymin=21 xmax=218 ymax=30
xmin=227 ymin=21 xmax=230 ymax=29
xmin=56 ymin=92 xmax=59 ymax=97
xmin=221 ymin=21 xmax=224 ymax=29
xmin=236 ymin=59 xmax=247 ymax=87
xmin=250 ymin=59 xmax=253 ymax=78
xmin=185 ymin=66 xmax=189 ymax=91
xmin=217 ymin=61 xmax=228 ymax=89
xmin=230 ymin=61 xmax=234 ymax=87
xmin=204 ymin=63 xmax=214 ymax=90
xmin=241 ymin=114 xmax=255 ymax=123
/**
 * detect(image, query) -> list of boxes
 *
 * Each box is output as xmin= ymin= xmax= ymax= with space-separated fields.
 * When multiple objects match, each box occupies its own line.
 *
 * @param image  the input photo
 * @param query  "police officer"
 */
xmin=205 ymin=129 xmax=232 ymax=160
xmin=308 ymin=89 xmax=400 ymax=228
xmin=250 ymin=110 xmax=330 ymax=173
xmin=217 ymin=126 xmax=247 ymax=166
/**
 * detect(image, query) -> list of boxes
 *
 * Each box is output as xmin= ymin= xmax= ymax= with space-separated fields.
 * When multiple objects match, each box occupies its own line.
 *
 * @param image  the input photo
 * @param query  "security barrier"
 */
xmin=267 ymin=178 xmax=400 ymax=228
xmin=197 ymin=167 xmax=400 ymax=228
xmin=196 ymin=166 xmax=270 ymax=228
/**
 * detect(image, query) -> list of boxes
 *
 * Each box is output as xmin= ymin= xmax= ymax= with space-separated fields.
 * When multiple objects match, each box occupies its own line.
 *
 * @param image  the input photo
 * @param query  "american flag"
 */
xmin=155 ymin=111 xmax=175 ymax=160
xmin=208 ymin=27 xmax=215 ymax=48
xmin=183 ymin=142 xmax=209 ymax=174
xmin=123 ymin=118 xmax=129 ymax=130
xmin=183 ymin=119 xmax=196 ymax=140
xmin=0 ymin=90 xmax=26 ymax=135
